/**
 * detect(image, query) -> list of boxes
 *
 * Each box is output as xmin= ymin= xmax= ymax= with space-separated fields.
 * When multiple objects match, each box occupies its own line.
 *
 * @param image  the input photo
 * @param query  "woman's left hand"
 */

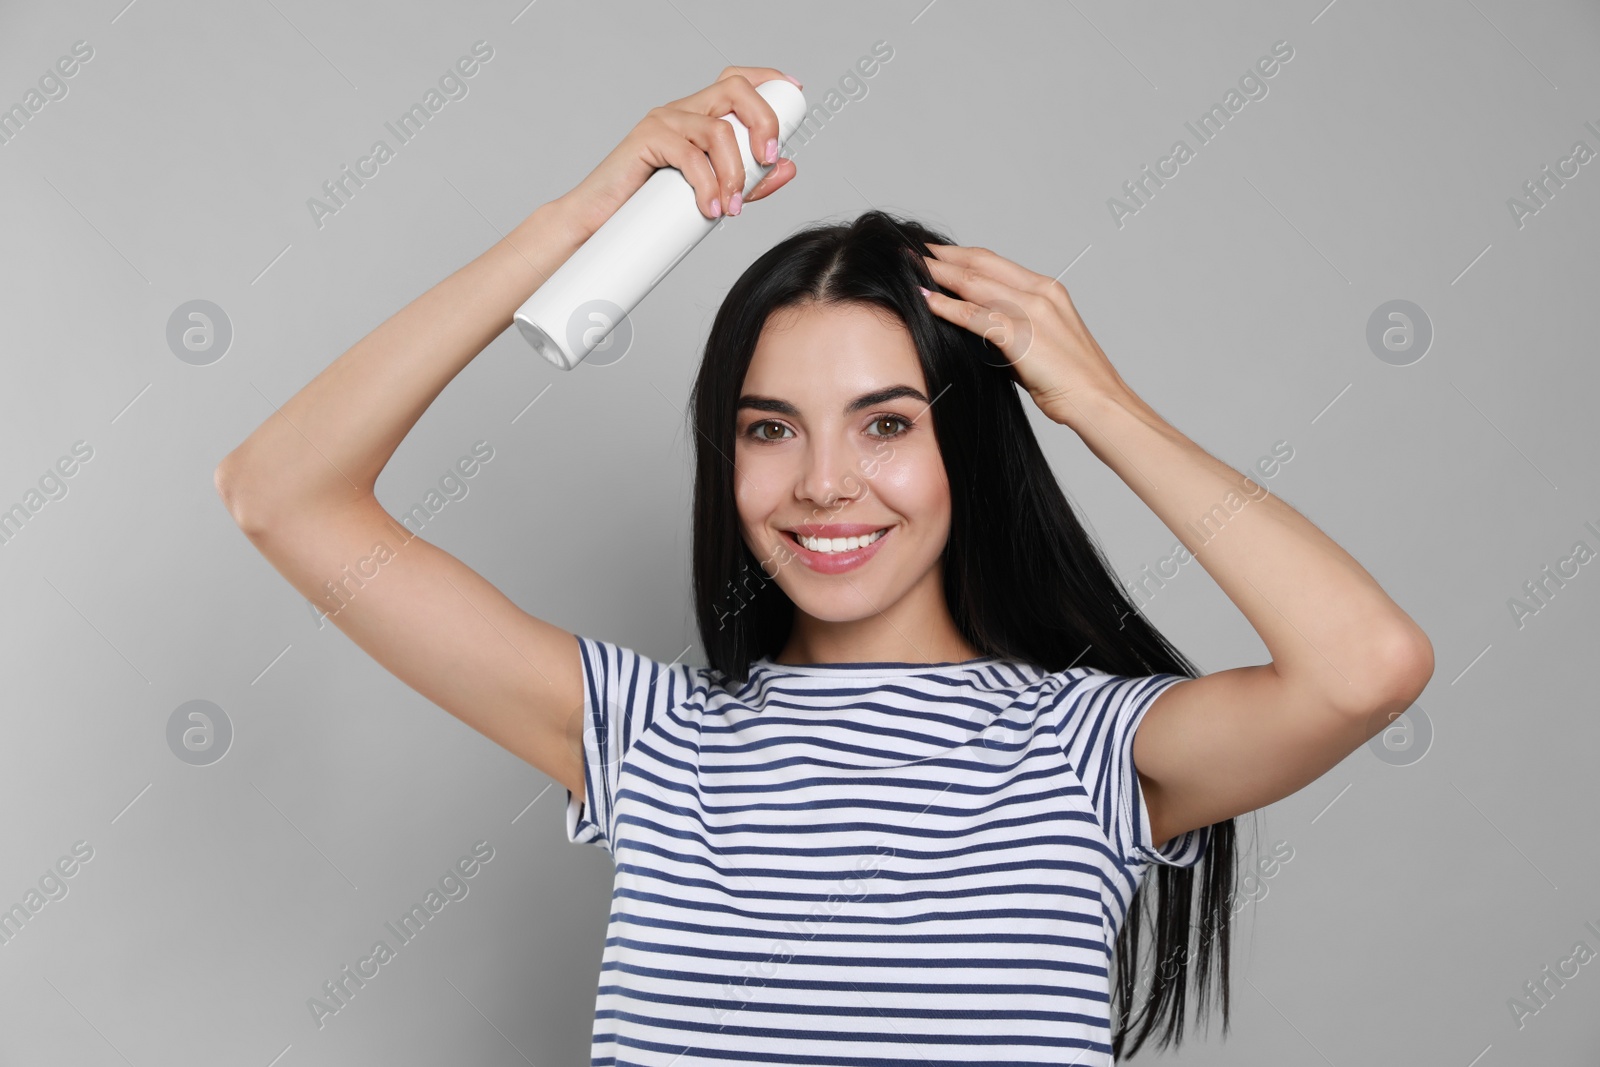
xmin=918 ymin=243 xmax=1132 ymax=428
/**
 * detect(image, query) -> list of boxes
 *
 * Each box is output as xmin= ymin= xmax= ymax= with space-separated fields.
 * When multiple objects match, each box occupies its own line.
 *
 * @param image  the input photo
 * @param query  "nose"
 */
xmin=797 ymin=427 xmax=865 ymax=509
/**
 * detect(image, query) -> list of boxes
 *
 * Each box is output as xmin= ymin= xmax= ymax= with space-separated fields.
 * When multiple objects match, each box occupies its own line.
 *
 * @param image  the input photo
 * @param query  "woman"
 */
xmin=216 ymin=66 xmax=1433 ymax=1064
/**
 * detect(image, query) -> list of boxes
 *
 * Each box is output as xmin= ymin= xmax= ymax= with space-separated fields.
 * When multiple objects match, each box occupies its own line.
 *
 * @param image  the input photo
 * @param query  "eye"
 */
xmin=742 ymin=415 xmax=914 ymax=443
xmin=745 ymin=420 xmax=793 ymax=442
xmin=868 ymin=415 xmax=914 ymax=438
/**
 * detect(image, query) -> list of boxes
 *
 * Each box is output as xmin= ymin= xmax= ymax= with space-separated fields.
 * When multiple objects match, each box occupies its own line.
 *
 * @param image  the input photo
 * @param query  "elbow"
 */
xmin=1292 ymin=624 xmax=1434 ymax=720
xmin=214 ymin=456 xmax=269 ymax=535
xmin=214 ymin=457 xmax=372 ymax=536
xmin=1356 ymin=625 xmax=1435 ymax=717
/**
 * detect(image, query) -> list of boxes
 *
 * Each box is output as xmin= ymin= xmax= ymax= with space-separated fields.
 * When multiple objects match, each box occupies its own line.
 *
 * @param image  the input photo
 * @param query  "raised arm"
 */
xmin=214 ymin=67 xmax=801 ymax=797
xmin=215 ymin=195 xmax=597 ymax=795
xmin=1058 ymin=388 xmax=1433 ymax=845
xmin=917 ymin=242 xmax=1435 ymax=848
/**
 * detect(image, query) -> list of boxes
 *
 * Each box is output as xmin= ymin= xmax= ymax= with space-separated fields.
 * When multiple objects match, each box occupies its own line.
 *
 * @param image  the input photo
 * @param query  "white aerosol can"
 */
xmin=514 ymin=78 xmax=808 ymax=370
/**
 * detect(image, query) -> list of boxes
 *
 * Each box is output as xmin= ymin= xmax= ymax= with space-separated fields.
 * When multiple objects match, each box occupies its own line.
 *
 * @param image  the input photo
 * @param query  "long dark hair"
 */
xmin=686 ymin=208 xmax=1238 ymax=1057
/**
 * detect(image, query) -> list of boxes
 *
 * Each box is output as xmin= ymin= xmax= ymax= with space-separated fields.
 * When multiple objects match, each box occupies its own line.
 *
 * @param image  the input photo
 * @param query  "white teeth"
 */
xmin=795 ymin=528 xmax=887 ymax=553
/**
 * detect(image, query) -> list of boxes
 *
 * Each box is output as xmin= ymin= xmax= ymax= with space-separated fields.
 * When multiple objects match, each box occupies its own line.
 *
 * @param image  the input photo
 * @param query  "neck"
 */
xmin=772 ymin=565 xmax=981 ymax=665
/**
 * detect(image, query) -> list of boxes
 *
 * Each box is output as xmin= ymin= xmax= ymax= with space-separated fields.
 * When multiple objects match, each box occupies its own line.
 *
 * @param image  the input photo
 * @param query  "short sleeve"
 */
xmin=1053 ymin=669 xmax=1210 ymax=870
xmin=563 ymin=634 xmax=702 ymax=856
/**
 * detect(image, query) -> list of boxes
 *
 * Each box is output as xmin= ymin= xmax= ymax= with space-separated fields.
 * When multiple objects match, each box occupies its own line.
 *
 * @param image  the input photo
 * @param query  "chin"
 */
xmin=785 ymin=586 xmax=895 ymax=624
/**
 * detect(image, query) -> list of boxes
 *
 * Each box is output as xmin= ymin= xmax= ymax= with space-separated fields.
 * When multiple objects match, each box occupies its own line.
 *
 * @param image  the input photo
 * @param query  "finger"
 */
xmin=653 ymin=118 xmax=724 ymax=218
xmin=697 ymin=112 xmax=747 ymax=213
xmin=712 ymin=71 xmax=787 ymax=169
xmin=678 ymin=70 xmax=792 ymax=175
xmin=665 ymin=67 xmax=795 ymax=111
xmin=921 ymin=287 xmax=1024 ymax=357
xmin=921 ymin=253 xmax=1026 ymax=311
xmin=657 ymin=108 xmax=746 ymax=214
xmin=925 ymin=243 xmax=1055 ymax=297
xmin=715 ymin=65 xmax=803 ymax=91
xmin=720 ymin=69 xmax=793 ymax=168
xmin=658 ymin=109 xmax=744 ymax=216
xmin=744 ymin=157 xmax=795 ymax=203
xmin=707 ymin=75 xmax=793 ymax=206
xmin=928 ymin=286 xmax=1036 ymax=374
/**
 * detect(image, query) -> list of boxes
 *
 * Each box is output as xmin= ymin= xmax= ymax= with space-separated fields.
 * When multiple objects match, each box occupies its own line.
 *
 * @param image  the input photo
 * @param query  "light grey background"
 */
xmin=3 ymin=0 xmax=1597 ymax=1063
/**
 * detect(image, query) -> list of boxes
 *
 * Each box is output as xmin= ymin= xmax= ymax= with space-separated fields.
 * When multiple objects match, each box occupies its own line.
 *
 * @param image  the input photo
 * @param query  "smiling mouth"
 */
xmin=783 ymin=527 xmax=893 ymax=554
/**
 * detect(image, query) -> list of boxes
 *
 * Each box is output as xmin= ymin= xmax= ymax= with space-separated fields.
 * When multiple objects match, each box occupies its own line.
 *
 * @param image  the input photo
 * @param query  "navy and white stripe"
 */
xmin=562 ymin=634 xmax=1209 ymax=1066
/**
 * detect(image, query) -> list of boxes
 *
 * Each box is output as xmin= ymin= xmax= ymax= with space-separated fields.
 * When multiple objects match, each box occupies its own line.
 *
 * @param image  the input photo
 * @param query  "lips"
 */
xmin=784 ymin=523 xmax=894 ymax=538
xmin=781 ymin=524 xmax=894 ymax=575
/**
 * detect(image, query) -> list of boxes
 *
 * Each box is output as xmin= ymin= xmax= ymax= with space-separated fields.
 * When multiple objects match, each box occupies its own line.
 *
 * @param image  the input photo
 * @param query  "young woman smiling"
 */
xmin=216 ymin=65 xmax=1433 ymax=1065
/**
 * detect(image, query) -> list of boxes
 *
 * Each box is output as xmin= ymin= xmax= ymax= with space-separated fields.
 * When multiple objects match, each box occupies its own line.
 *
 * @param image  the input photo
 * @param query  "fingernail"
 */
xmin=729 ymin=192 xmax=742 ymax=215
xmin=918 ymin=286 xmax=931 ymax=296
xmin=784 ymin=74 xmax=802 ymax=88
xmin=711 ymin=197 xmax=721 ymax=218
xmin=765 ymin=138 xmax=777 ymax=164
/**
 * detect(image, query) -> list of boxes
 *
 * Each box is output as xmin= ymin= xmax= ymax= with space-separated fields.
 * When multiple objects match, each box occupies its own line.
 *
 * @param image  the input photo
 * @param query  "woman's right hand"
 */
xmin=551 ymin=66 xmax=802 ymax=241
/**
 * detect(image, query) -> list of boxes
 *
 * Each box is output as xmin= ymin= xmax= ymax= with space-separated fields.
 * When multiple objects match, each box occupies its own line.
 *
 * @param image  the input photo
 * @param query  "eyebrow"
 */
xmin=736 ymin=385 xmax=930 ymax=418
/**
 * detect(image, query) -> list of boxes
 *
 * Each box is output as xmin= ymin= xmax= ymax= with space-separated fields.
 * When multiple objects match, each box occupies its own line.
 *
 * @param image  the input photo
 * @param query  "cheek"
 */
xmin=733 ymin=456 xmax=779 ymax=527
xmin=871 ymin=450 xmax=950 ymax=521
xmin=732 ymin=478 xmax=756 ymax=533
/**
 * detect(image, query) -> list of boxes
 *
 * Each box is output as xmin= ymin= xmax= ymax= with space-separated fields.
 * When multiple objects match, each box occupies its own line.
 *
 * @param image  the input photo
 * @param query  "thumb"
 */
xmin=743 ymin=157 xmax=796 ymax=203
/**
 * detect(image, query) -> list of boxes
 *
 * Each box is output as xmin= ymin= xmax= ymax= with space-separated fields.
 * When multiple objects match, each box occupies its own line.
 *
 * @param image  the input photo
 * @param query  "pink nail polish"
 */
xmin=711 ymin=197 xmax=721 ymax=218
xmin=729 ymin=192 xmax=742 ymax=215
xmin=765 ymin=138 xmax=777 ymax=164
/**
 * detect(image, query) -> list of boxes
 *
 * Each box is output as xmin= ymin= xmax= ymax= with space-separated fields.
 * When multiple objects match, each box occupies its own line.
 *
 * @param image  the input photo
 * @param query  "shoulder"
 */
xmin=1039 ymin=667 xmax=1188 ymax=737
xmin=574 ymin=634 xmax=725 ymax=717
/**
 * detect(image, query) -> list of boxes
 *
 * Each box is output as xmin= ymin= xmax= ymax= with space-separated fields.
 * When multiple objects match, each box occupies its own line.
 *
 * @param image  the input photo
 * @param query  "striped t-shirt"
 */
xmin=562 ymin=634 xmax=1209 ymax=1066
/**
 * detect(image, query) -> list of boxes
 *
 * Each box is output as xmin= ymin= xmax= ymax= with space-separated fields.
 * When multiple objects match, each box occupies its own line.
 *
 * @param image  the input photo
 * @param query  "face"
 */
xmin=733 ymin=300 xmax=952 ymax=624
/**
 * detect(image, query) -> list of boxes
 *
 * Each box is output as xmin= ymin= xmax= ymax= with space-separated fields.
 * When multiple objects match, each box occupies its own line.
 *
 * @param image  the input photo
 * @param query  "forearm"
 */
xmin=1062 ymin=388 xmax=1431 ymax=710
xmin=218 ymin=197 xmax=591 ymax=517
